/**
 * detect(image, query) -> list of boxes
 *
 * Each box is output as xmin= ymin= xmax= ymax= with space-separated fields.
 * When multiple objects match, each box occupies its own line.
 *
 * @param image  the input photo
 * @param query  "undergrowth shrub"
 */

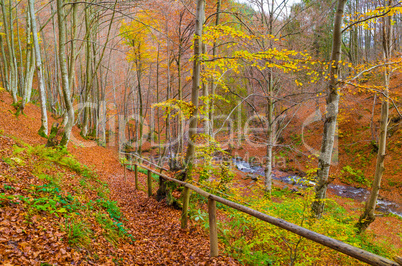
xmin=189 ymin=180 xmax=394 ymax=265
xmin=2 ymin=138 xmax=135 ymax=248
xmin=96 ymin=213 xmax=123 ymax=245
xmin=64 ymin=217 xmax=93 ymax=248
xmin=189 ymin=134 xmax=234 ymax=190
xmin=340 ymin=165 xmax=370 ymax=187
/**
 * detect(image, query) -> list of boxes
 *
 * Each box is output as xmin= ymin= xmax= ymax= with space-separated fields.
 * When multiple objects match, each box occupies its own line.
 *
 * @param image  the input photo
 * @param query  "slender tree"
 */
xmin=311 ymin=0 xmax=347 ymax=218
xmin=1 ymin=0 xmax=18 ymax=103
xmin=57 ymin=0 xmax=74 ymax=147
xmin=184 ymin=0 xmax=205 ymax=174
xmin=209 ymin=0 xmax=221 ymax=136
xmin=21 ymin=9 xmax=35 ymax=109
xmin=356 ymin=0 xmax=393 ymax=232
xmin=29 ymin=0 xmax=49 ymax=136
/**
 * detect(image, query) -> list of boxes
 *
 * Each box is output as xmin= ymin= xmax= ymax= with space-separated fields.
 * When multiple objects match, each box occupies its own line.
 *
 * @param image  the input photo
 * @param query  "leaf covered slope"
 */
xmin=0 ymin=90 xmax=238 ymax=265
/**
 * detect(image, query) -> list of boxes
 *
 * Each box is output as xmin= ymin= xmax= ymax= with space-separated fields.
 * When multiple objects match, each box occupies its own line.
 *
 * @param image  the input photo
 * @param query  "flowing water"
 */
xmin=129 ymin=152 xmax=402 ymax=218
xmin=232 ymin=159 xmax=402 ymax=218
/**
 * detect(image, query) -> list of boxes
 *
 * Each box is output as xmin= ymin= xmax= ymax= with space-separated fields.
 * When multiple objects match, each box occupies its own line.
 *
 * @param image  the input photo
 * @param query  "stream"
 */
xmin=232 ymin=159 xmax=402 ymax=218
xmin=128 ymin=152 xmax=402 ymax=218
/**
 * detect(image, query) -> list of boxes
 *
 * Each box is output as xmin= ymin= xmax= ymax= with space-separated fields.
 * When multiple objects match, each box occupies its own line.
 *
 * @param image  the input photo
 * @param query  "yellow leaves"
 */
xmin=152 ymin=99 xmax=195 ymax=119
xmin=203 ymin=43 xmax=315 ymax=82
xmin=344 ymin=5 xmax=402 ymax=31
xmin=202 ymin=25 xmax=280 ymax=48
xmin=119 ymin=10 xmax=160 ymax=67
xmin=203 ymin=25 xmax=256 ymax=45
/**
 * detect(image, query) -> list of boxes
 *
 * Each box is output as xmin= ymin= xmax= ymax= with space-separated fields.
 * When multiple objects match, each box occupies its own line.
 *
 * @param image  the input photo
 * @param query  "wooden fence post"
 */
xmin=181 ymin=187 xmax=191 ymax=229
xmin=134 ymin=164 xmax=139 ymax=190
xmin=147 ymin=169 xmax=152 ymax=197
xmin=208 ymin=197 xmax=218 ymax=257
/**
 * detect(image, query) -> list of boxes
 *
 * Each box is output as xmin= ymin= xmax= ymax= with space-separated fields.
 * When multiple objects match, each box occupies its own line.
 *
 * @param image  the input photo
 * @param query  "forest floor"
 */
xmin=1 ymin=78 xmax=402 ymax=264
xmin=0 ymin=91 xmax=238 ymax=265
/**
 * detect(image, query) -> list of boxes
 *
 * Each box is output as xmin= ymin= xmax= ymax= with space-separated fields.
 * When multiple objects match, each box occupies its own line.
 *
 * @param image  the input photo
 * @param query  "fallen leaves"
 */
xmin=0 ymin=91 xmax=239 ymax=265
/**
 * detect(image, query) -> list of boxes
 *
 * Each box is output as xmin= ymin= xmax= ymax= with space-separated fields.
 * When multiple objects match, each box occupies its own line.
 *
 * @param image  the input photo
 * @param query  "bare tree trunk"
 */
xmin=0 ymin=35 xmax=9 ymax=90
xmin=136 ymin=54 xmax=144 ymax=159
xmin=16 ymin=4 xmax=25 ymax=96
xmin=50 ymin=2 xmax=64 ymax=117
xmin=1 ymin=0 xmax=18 ymax=103
xmin=81 ymin=0 xmax=116 ymax=137
xmin=265 ymin=69 xmax=274 ymax=195
xmin=312 ymin=0 xmax=347 ymax=218
xmin=0 ymin=53 xmax=4 ymax=88
xmin=81 ymin=3 xmax=93 ymax=137
xmin=202 ymin=43 xmax=209 ymax=136
xmin=57 ymin=0 xmax=74 ymax=147
xmin=29 ymin=0 xmax=49 ymax=136
xmin=356 ymin=0 xmax=393 ymax=232
xmin=264 ymin=0 xmax=275 ymax=196
xmin=22 ymin=11 xmax=35 ymax=109
xmin=68 ymin=0 xmax=78 ymax=95
xmin=209 ymin=0 xmax=221 ymax=136
xmin=156 ymin=45 xmax=161 ymax=158
xmin=184 ymin=0 xmax=205 ymax=170
xmin=8 ymin=0 xmax=18 ymax=103
xmin=370 ymin=94 xmax=377 ymax=142
xmin=177 ymin=38 xmax=184 ymax=155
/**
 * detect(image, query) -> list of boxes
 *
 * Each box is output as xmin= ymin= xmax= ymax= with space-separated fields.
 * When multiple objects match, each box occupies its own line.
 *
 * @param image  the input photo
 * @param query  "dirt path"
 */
xmin=107 ymin=173 xmax=238 ymax=265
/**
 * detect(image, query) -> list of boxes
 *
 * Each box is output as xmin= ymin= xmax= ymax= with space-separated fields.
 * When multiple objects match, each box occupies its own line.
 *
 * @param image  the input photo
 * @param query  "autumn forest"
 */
xmin=1 ymin=0 xmax=402 ymax=265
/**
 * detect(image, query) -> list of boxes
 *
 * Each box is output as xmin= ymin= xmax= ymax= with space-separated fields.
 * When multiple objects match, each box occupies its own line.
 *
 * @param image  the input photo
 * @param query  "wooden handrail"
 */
xmin=126 ymin=161 xmax=400 ymax=266
xmin=120 ymin=152 xmax=169 ymax=172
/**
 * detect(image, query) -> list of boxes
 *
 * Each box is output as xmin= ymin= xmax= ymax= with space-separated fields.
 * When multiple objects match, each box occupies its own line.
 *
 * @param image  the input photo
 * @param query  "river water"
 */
xmin=128 ymin=152 xmax=402 ymax=218
xmin=233 ymin=159 xmax=402 ymax=218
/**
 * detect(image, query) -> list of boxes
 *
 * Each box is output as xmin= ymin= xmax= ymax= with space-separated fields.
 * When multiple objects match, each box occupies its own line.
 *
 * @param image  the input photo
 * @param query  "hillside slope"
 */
xmin=0 ymin=91 xmax=237 ymax=265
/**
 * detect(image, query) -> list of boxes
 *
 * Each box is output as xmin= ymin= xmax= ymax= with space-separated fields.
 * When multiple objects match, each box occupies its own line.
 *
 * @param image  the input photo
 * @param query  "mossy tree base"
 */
xmin=356 ymin=211 xmax=375 ymax=234
xmin=46 ymin=123 xmax=63 ymax=147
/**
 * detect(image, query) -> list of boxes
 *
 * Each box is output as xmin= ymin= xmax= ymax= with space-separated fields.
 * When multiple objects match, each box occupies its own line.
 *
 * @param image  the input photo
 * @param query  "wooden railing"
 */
xmin=121 ymin=153 xmax=401 ymax=266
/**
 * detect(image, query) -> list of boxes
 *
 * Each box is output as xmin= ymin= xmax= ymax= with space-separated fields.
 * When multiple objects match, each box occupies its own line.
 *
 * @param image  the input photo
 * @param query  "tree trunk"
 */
xmin=265 ymin=69 xmax=274 ymax=195
xmin=134 ymin=42 xmax=144 ymax=159
xmin=356 ymin=0 xmax=393 ymax=232
xmin=209 ymin=0 xmax=222 ymax=136
xmin=22 ymin=11 xmax=35 ymax=109
xmin=202 ymin=43 xmax=209 ymax=136
xmin=29 ymin=0 xmax=49 ymax=136
xmin=57 ymin=0 xmax=74 ymax=147
xmin=311 ymin=0 xmax=347 ymax=218
xmin=156 ymin=45 xmax=161 ymax=158
xmin=1 ymin=0 xmax=18 ymax=103
xmin=50 ymin=2 xmax=64 ymax=117
xmin=177 ymin=40 xmax=184 ymax=155
xmin=184 ymin=0 xmax=205 ymax=170
xmin=16 ymin=4 xmax=25 ymax=97
xmin=81 ymin=3 xmax=93 ymax=137
xmin=0 ymin=35 xmax=9 ymax=90
xmin=68 ymin=0 xmax=78 ymax=99
xmin=81 ymin=0 xmax=116 ymax=137
xmin=264 ymin=0 xmax=275 ymax=196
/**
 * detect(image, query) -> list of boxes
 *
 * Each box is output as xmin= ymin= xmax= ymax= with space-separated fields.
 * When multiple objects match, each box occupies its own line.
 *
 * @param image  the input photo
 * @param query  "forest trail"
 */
xmin=0 ymin=91 xmax=237 ymax=265
xmin=108 ymin=175 xmax=238 ymax=265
